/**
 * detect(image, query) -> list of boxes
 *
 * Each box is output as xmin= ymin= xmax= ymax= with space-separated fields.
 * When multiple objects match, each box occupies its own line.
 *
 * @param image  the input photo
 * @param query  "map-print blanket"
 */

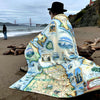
xmin=10 ymin=14 xmax=100 ymax=98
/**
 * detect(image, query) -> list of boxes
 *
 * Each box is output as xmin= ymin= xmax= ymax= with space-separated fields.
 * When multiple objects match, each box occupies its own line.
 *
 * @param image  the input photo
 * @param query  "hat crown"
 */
xmin=52 ymin=2 xmax=64 ymax=10
xmin=48 ymin=2 xmax=67 ymax=13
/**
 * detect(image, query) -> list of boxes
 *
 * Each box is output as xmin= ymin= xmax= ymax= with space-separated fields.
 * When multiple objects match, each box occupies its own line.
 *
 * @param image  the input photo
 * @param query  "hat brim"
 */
xmin=48 ymin=8 xmax=67 ymax=12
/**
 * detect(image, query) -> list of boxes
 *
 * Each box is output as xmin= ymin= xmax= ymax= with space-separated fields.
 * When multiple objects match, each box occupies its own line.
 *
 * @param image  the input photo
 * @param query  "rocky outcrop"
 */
xmin=68 ymin=0 xmax=100 ymax=27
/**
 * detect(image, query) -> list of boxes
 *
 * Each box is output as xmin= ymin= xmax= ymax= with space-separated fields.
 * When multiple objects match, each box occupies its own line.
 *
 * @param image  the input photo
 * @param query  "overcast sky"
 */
xmin=0 ymin=0 xmax=90 ymax=24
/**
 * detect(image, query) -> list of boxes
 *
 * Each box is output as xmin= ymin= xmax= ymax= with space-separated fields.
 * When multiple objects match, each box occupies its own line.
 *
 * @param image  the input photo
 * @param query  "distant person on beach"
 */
xmin=3 ymin=24 xmax=7 ymax=40
xmin=11 ymin=2 xmax=100 ymax=98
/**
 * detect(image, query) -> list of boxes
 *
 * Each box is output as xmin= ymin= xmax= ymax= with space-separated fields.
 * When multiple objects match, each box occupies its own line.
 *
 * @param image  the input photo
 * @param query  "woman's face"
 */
xmin=50 ymin=12 xmax=54 ymax=19
xmin=49 ymin=11 xmax=54 ymax=19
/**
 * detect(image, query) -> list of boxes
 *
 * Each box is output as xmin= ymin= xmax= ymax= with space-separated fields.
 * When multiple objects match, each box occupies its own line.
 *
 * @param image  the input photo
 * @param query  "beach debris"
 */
xmin=77 ymin=38 xmax=100 ymax=60
xmin=20 ymin=66 xmax=28 ymax=72
xmin=3 ymin=38 xmax=100 ymax=59
xmin=3 ymin=44 xmax=26 ymax=55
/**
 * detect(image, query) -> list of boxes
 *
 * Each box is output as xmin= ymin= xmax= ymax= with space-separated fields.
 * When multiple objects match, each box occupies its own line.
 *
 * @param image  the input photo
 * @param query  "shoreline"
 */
xmin=0 ymin=31 xmax=41 ymax=39
xmin=0 ymin=32 xmax=40 ymax=39
xmin=0 ymin=26 xmax=99 ymax=39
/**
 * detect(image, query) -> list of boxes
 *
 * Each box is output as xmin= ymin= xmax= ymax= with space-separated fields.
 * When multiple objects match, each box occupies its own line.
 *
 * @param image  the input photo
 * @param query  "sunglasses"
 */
xmin=49 ymin=11 xmax=51 ymax=15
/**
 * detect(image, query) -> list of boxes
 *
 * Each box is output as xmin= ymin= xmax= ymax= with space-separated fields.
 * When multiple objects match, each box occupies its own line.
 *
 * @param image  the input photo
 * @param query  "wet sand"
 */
xmin=0 ymin=27 xmax=100 ymax=100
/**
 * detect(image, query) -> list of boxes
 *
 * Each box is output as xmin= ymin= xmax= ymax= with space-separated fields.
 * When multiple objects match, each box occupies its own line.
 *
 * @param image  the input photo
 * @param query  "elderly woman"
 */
xmin=10 ymin=2 xmax=100 ymax=98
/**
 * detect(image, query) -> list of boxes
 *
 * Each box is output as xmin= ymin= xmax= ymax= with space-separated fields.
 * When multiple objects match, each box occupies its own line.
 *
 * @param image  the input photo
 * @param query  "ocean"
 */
xmin=0 ymin=25 xmax=45 ymax=38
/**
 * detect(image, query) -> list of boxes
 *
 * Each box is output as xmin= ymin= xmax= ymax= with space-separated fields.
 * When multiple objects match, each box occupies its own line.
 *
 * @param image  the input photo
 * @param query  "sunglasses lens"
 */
xmin=49 ymin=11 xmax=51 ymax=15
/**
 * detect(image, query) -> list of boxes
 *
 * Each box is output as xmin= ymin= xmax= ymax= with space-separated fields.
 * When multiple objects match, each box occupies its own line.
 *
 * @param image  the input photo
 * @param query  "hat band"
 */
xmin=48 ymin=8 xmax=67 ymax=12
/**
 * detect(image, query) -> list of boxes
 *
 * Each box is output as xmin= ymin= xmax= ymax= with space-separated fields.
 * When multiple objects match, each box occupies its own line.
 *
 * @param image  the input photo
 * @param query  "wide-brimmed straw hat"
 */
xmin=48 ymin=2 xmax=67 ymax=13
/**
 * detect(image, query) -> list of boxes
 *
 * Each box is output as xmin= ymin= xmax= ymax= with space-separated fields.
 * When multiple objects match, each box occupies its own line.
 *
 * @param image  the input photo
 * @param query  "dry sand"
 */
xmin=0 ymin=27 xmax=100 ymax=100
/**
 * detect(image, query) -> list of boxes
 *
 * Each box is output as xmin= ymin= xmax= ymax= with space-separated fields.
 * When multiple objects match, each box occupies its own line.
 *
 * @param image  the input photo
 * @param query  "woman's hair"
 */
xmin=50 ymin=10 xmax=64 ymax=15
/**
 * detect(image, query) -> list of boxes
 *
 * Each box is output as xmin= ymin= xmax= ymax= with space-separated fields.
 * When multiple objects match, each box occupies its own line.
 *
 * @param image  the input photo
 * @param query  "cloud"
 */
xmin=0 ymin=0 xmax=90 ymax=24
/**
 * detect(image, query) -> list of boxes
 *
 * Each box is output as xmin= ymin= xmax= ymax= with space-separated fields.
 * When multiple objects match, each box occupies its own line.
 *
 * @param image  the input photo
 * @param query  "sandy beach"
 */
xmin=0 ymin=27 xmax=100 ymax=100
